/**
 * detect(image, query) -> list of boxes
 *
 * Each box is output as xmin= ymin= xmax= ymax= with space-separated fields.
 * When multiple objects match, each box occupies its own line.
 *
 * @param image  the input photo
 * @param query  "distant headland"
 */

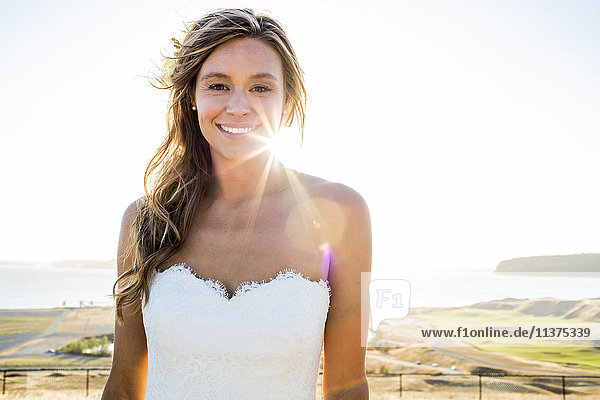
xmin=495 ymin=253 xmax=600 ymax=273
xmin=0 ymin=259 xmax=116 ymax=269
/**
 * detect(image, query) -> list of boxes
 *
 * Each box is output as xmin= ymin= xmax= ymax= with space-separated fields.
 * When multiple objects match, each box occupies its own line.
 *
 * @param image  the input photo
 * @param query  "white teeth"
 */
xmin=220 ymin=125 xmax=254 ymax=134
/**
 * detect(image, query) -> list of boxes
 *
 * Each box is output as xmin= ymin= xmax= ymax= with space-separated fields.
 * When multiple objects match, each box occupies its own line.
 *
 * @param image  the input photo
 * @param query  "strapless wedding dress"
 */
xmin=142 ymin=262 xmax=331 ymax=400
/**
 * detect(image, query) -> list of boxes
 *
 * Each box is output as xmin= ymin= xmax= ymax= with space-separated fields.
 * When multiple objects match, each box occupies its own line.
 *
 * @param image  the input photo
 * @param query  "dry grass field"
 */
xmin=2 ymin=371 xmax=599 ymax=399
xmin=2 ymin=303 xmax=600 ymax=399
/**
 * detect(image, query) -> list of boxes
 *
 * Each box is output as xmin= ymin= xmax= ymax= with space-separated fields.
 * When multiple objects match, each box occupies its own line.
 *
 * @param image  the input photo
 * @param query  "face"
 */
xmin=194 ymin=38 xmax=286 ymax=162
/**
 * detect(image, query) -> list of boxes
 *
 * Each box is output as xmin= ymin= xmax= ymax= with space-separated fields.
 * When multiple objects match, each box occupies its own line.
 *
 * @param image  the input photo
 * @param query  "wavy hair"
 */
xmin=112 ymin=8 xmax=307 ymax=325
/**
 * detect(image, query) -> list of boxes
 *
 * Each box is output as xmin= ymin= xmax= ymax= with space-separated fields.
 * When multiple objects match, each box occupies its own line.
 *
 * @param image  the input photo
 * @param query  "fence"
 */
xmin=367 ymin=373 xmax=600 ymax=400
xmin=1 ymin=367 xmax=110 ymax=399
xmin=1 ymin=368 xmax=599 ymax=399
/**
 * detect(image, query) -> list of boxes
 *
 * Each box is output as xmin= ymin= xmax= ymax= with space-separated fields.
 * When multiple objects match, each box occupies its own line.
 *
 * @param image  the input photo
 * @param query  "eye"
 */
xmin=207 ymin=83 xmax=228 ymax=91
xmin=251 ymin=85 xmax=272 ymax=93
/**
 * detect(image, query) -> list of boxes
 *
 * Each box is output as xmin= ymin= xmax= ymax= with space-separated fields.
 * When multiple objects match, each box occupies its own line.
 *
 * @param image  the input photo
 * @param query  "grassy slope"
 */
xmin=0 ymin=317 xmax=57 ymax=335
xmin=417 ymin=308 xmax=600 ymax=372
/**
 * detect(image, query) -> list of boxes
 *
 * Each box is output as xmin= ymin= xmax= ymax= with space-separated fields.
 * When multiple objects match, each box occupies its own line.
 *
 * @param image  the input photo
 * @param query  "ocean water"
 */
xmin=1 ymin=263 xmax=599 ymax=309
xmin=0 ymin=263 xmax=116 ymax=309
xmin=395 ymin=269 xmax=600 ymax=308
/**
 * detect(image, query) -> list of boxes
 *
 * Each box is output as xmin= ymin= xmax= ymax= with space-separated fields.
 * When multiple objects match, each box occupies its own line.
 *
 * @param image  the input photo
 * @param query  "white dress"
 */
xmin=142 ymin=262 xmax=331 ymax=399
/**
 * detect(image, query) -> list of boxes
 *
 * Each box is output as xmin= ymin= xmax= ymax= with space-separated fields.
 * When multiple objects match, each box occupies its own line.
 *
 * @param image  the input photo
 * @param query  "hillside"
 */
xmin=467 ymin=297 xmax=600 ymax=321
xmin=495 ymin=253 xmax=600 ymax=272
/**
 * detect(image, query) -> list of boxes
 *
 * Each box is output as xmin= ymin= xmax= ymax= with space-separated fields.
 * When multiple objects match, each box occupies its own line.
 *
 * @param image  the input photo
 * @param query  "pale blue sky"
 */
xmin=1 ymin=0 xmax=599 ymax=274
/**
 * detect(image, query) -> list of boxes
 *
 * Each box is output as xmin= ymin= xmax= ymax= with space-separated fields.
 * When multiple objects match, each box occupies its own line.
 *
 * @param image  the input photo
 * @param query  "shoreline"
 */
xmin=2 ymin=295 xmax=600 ymax=313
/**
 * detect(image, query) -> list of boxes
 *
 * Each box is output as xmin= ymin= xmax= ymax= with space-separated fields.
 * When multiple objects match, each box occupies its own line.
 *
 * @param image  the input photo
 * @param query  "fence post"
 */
xmin=562 ymin=375 xmax=566 ymax=400
xmin=399 ymin=373 xmax=402 ymax=397
xmin=478 ymin=374 xmax=482 ymax=400
xmin=86 ymin=369 xmax=90 ymax=397
xmin=2 ymin=370 xmax=5 ymax=395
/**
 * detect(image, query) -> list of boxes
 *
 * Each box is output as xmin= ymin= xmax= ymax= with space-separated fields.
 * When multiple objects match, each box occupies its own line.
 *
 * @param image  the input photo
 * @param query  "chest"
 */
xmin=157 ymin=195 xmax=330 ymax=297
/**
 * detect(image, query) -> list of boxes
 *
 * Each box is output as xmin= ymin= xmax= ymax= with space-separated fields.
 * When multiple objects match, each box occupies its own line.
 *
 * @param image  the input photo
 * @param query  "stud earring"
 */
xmin=192 ymin=105 xmax=197 ymax=111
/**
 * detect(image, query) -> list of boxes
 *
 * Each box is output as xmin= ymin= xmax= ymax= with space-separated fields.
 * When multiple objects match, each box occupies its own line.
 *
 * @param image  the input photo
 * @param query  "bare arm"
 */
xmin=322 ymin=186 xmax=372 ymax=400
xmin=101 ymin=200 xmax=148 ymax=400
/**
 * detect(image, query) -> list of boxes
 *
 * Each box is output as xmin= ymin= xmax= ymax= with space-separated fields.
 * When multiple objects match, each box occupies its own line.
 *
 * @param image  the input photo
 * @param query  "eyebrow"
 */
xmin=200 ymin=72 xmax=279 ymax=81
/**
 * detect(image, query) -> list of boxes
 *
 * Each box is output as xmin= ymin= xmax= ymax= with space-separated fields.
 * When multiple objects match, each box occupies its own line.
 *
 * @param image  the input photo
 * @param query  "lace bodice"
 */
xmin=142 ymin=262 xmax=331 ymax=399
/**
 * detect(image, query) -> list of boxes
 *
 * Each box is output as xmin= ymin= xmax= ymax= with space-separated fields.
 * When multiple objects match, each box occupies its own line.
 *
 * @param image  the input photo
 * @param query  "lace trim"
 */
xmin=152 ymin=262 xmax=331 ymax=301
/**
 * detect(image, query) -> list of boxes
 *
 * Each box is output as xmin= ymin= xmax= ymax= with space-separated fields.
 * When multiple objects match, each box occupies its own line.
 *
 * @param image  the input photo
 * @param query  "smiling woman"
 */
xmin=194 ymin=37 xmax=286 ymax=159
xmin=101 ymin=7 xmax=371 ymax=400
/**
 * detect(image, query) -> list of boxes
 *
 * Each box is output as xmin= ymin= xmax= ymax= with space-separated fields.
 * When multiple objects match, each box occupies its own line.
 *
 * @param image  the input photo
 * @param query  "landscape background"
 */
xmin=1 ymin=0 xmax=599 ymax=398
xmin=1 ymin=0 xmax=599 ymax=276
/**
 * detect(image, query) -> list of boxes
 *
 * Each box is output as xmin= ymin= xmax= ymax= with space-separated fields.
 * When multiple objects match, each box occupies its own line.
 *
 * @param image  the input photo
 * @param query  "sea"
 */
xmin=0 ymin=262 xmax=599 ymax=309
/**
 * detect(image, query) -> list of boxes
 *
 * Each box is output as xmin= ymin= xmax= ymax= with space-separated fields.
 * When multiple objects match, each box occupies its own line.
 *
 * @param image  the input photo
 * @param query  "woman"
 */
xmin=102 ymin=8 xmax=371 ymax=400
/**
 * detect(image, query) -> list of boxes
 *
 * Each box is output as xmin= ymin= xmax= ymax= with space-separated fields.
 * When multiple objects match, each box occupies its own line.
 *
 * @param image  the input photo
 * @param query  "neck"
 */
xmin=211 ymin=152 xmax=289 ymax=206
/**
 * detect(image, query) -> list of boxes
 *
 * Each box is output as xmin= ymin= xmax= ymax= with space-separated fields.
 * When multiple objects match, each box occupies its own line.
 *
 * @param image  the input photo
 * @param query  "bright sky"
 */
xmin=1 ymin=0 xmax=599 ymax=274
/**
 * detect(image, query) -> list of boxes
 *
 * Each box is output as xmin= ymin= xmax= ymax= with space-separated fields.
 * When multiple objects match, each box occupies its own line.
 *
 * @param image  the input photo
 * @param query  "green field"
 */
xmin=415 ymin=307 xmax=600 ymax=371
xmin=479 ymin=346 xmax=600 ymax=372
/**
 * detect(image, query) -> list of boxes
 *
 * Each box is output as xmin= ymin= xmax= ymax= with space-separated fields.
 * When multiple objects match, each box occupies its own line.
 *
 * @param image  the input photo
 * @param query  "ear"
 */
xmin=282 ymin=97 xmax=292 ymax=117
xmin=189 ymin=85 xmax=197 ymax=110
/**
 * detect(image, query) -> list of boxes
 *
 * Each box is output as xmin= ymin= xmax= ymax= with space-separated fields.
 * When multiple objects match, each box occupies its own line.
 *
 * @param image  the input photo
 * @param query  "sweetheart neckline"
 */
xmin=152 ymin=262 xmax=331 ymax=302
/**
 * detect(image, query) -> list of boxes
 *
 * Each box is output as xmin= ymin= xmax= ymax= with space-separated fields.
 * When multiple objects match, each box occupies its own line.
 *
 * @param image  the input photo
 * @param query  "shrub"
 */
xmin=59 ymin=334 xmax=114 ymax=357
xmin=377 ymin=365 xmax=389 ymax=375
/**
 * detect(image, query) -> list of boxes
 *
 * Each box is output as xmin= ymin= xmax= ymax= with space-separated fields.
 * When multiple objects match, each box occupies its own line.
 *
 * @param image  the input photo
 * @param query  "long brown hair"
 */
xmin=112 ymin=8 xmax=307 ymax=325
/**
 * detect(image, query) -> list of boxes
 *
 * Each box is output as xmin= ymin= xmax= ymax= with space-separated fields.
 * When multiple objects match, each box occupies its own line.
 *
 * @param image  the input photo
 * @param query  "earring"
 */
xmin=192 ymin=105 xmax=197 ymax=111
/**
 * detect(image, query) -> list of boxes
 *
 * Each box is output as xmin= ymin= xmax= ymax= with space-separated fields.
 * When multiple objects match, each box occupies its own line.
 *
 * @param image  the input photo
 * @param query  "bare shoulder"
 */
xmin=287 ymin=170 xmax=371 ymax=262
xmin=123 ymin=196 xmax=145 ymax=220
xmin=309 ymin=176 xmax=371 ymax=258
xmin=118 ymin=197 xmax=146 ymax=275
xmin=292 ymin=170 xmax=368 ymax=208
xmin=292 ymin=173 xmax=371 ymax=236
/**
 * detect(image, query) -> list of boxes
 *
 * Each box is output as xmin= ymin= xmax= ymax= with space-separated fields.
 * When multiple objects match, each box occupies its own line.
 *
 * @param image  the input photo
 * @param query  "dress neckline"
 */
xmin=153 ymin=262 xmax=330 ymax=301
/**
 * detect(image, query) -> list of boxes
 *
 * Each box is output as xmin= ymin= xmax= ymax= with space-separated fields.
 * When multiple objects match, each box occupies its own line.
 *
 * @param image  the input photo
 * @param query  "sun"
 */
xmin=267 ymin=125 xmax=303 ymax=168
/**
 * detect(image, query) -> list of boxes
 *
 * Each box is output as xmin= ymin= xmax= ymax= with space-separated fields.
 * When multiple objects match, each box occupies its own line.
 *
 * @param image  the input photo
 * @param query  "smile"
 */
xmin=217 ymin=124 xmax=256 ymax=134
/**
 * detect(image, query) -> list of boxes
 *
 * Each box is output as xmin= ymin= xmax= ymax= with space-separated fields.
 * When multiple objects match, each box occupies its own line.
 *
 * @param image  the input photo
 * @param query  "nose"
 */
xmin=226 ymin=88 xmax=251 ymax=117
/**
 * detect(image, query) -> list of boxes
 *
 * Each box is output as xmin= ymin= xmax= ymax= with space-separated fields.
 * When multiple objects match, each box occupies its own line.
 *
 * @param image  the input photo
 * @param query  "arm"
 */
xmin=102 ymin=200 xmax=148 ymax=400
xmin=322 ymin=187 xmax=372 ymax=400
